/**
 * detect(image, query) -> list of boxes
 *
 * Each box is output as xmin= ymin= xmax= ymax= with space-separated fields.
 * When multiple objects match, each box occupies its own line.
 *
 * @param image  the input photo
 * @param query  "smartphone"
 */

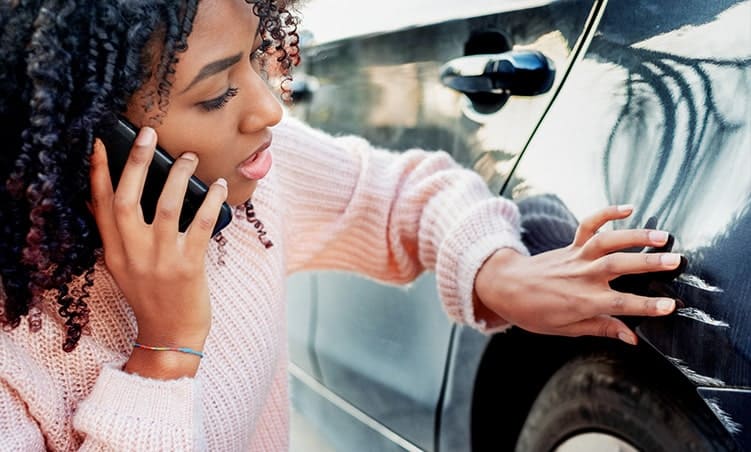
xmin=97 ymin=118 xmax=232 ymax=237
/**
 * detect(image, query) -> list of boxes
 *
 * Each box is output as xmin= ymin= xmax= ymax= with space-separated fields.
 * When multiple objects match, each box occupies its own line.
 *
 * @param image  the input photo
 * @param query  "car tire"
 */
xmin=514 ymin=353 xmax=737 ymax=452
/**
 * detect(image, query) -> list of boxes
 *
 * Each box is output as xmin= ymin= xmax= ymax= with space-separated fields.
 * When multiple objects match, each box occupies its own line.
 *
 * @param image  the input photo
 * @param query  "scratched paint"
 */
xmin=675 ymin=274 xmax=724 ymax=293
xmin=706 ymin=398 xmax=743 ymax=435
xmin=675 ymin=307 xmax=730 ymax=328
xmin=666 ymin=356 xmax=726 ymax=387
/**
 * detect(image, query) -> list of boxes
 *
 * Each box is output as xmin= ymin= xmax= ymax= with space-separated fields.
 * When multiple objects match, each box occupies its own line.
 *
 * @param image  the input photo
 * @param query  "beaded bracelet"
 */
xmin=133 ymin=343 xmax=204 ymax=358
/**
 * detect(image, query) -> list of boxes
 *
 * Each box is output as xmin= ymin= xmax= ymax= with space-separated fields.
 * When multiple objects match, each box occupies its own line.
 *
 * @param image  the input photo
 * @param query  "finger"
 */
xmin=573 ymin=204 xmax=634 ymax=247
xmin=89 ymin=139 xmax=123 ymax=256
xmin=592 ymin=252 xmax=683 ymax=279
xmin=559 ymin=315 xmax=638 ymax=345
xmin=153 ymin=152 xmax=200 ymax=242
xmin=112 ymin=127 xmax=156 ymax=226
xmin=590 ymin=291 xmax=676 ymax=318
xmin=580 ymin=228 xmax=670 ymax=259
xmin=184 ymin=178 xmax=228 ymax=256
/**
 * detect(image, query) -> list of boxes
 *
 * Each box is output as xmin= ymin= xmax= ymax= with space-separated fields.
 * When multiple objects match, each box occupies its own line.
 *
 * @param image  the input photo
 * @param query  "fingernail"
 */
xmin=657 ymin=298 xmax=675 ymax=313
xmin=649 ymin=230 xmax=669 ymax=243
xmin=214 ymin=178 xmax=227 ymax=188
xmin=136 ymin=127 xmax=155 ymax=146
xmin=180 ymin=152 xmax=197 ymax=161
xmin=661 ymin=253 xmax=681 ymax=266
xmin=617 ymin=204 xmax=634 ymax=212
xmin=618 ymin=332 xmax=637 ymax=345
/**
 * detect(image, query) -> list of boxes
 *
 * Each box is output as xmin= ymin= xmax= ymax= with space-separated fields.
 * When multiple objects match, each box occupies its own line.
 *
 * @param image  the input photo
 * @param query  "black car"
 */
xmin=287 ymin=1 xmax=751 ymax=450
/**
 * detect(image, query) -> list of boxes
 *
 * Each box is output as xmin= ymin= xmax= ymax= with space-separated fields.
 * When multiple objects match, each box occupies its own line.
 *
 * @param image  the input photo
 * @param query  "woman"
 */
xmin=0 ymin=0 xmax=682 ymax=450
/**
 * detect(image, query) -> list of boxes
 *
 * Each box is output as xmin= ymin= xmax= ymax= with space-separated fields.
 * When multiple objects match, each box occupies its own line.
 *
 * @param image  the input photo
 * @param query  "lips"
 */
xmin=237 ymin=139 xmax=273 ymax=180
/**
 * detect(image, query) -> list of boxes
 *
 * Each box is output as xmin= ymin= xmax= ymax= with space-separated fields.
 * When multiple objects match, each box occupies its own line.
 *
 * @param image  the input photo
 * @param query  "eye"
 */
xmin=199 ymin=86 xmax=239 ymax=112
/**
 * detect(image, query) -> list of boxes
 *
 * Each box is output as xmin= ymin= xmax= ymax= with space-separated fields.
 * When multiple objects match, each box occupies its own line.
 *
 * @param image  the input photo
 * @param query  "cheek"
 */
xmin=156 ymin=120 xmax=236 ymax=182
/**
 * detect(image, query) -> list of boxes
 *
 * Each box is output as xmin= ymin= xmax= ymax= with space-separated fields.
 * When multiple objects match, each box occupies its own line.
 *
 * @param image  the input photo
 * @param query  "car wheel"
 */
xmin=515 ymin=353 xmax=736 ymax=452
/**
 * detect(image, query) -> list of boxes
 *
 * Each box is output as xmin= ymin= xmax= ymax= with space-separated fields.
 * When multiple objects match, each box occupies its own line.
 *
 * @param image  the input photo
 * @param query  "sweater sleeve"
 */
xmin=73 ymin=364 xmax=205 ymax=451
xmin=0 ymin=379 xmax=46 ymax=451
xmin=273 ymin=116 xmax=529 ymax=333
xmin=0 ymin=363 xmax=204 ymax=452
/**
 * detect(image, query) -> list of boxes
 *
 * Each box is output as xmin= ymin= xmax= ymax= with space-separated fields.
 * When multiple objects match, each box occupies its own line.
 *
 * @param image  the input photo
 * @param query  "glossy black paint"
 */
xmin=509 ymin=0 xmax=750 ymax=444
xmin=511 ymin=0 xmax=751 ymax=386
xmin=288 ymin=0 xmax=751 ymax=449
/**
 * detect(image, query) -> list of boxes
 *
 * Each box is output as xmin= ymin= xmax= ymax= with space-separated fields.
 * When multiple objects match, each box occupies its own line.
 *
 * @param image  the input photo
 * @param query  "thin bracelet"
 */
xmin=133 ymin=343 xmax=204 ymax=358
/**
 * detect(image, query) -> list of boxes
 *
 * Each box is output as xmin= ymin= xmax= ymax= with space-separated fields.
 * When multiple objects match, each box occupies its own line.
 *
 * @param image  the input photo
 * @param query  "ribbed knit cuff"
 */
xmin=73 ymin=363 xmax=202 ymax=451
xmin=437 ymin=199 xmax=528 ymax=335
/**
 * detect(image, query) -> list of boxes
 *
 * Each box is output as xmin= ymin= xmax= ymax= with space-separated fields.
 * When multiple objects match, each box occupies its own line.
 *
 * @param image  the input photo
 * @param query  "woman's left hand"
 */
xmin=473 ymin=205 xmax=680 ymax=345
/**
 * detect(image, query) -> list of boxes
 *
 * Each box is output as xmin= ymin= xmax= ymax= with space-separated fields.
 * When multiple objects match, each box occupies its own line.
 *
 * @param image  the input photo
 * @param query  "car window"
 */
xmin=299 ymin=0 xmax=559 ymax=44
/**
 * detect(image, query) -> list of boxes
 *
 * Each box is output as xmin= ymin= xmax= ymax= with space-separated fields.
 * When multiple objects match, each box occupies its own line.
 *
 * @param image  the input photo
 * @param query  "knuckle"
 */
xmin=90 ymin=194 xmax=105 ymax=210
xmin=156 ymin=203 xmax=178 ymax=221
xmin=173 ymin=263 xmax=198 ymax=279
xmin=597 ymin=321 xmax=615 ymax=338
xmin=586 ymin=234 xmax=603 ymax=251
xmin=128 ymin=260 xmax=150 ymax=278
xmin=194 ymin=214 xmax=215 ymax=231
xmin=128 ymin=148 xmax=151 ymax=166
xmin=611 ymin=295 xmax=626 ymax=313
xmin=599 ymin=255 xmax=616 ymax=274
xmin=112 ymin=195 xmax=132 ymax=215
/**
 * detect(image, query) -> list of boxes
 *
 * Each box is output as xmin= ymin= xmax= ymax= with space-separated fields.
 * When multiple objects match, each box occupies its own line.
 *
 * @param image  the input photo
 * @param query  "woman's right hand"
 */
xmin=89 ymin=127 xmax=228 ymax=378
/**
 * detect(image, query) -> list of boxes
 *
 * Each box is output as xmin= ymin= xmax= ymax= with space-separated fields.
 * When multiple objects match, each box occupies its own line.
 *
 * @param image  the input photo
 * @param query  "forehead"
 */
xmin=169 ymin=0 xmax=260 ymax=88
xmin=189 ymin=0 xmax=259 ymax=44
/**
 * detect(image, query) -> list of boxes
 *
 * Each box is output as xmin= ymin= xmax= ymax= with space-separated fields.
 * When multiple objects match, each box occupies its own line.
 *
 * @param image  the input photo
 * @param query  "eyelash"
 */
xmin=199 ymin=86 xmax=239 ymax=112
xmin=198 ymin=41 xmax=271 ymax=112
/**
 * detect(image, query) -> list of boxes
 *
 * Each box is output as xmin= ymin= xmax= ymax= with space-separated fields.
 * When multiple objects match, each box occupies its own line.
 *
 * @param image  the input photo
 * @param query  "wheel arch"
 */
xmin=467 ymin=327 xmax=731 ymax=451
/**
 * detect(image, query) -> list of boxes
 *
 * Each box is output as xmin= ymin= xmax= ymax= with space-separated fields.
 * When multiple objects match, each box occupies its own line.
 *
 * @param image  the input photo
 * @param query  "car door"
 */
xmin=505 ymin=0 xmax=751 ymax=447
xmin=287 ymin=1 xmax=600 ymax=450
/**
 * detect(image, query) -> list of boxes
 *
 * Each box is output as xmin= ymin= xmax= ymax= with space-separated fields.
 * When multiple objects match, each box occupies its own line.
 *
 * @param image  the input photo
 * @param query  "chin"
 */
xmin=226 ymin=180 xmax=258 ymax=206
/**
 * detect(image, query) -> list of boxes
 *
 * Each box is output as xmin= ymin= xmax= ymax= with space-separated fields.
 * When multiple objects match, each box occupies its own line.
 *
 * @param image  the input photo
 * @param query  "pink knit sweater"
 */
xmin=0 ymin=116 xmax=526 ymax=451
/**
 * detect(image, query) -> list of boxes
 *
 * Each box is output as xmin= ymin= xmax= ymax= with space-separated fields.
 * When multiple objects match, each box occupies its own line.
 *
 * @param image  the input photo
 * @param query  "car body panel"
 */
xmin=287 ymin=0 xmax=751 ymax=449
xmin=697 ymin=387 xmax=751 ymax=451
xmin=288 ymin=1 xmax=598 ymax=450
xmin=507 ymin=0 xmax=751 ymax=387
xmin=506 ymin=0 xmax=751 ymax=443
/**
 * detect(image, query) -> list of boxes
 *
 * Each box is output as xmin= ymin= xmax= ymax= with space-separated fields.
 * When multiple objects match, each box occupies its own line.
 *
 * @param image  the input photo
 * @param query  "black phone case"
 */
xmin=97 ymin=118 xmax=232 ymax=237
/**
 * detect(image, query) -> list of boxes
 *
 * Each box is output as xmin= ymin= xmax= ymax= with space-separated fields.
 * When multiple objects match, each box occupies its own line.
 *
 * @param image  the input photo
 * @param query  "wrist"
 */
xmin=474 ymin=247 xmax=526 ymax=315
xmin=124 ymin=332 xmax=207 ymax=379
xmin=124 ymin=346 xmax=202 ymax=379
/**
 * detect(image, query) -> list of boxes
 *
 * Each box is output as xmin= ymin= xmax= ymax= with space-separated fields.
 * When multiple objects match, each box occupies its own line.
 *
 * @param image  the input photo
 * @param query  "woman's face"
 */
xmin=125 ymin=0 xmax=283 ymax=205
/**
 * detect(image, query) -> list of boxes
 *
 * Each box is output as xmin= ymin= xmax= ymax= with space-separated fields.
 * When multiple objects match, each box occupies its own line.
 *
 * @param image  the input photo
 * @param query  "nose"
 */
xmin=238 ymin=71 xmax=283 ymax=133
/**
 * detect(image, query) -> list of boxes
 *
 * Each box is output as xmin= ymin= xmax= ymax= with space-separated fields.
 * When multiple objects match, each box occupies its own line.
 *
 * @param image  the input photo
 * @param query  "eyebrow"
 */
xmin=180 ymin=53 xmax=243 ymax=94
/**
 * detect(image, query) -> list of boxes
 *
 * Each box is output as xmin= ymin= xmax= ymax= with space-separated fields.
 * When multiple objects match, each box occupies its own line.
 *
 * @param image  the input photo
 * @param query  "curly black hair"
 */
xmin=0 ymin=0 xmax=300 ymax=351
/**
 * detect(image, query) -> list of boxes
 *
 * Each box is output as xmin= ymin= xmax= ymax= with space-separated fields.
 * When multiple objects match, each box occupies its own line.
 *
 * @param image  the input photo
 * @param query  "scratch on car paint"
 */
xmin=675 ymin=307 xmax=730 ymax=328
xmin=675 ymin=274 xmax=724 ymax=293
xmin=666 ymin=356 xmax=725 ymax=386
xmin=706 ymin=398 xmax=743 ymax=435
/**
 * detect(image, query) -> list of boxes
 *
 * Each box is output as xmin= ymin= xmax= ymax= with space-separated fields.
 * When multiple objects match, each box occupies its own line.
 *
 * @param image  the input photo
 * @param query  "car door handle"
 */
xmin=440 ymin=50 xmax=555 ymax=96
